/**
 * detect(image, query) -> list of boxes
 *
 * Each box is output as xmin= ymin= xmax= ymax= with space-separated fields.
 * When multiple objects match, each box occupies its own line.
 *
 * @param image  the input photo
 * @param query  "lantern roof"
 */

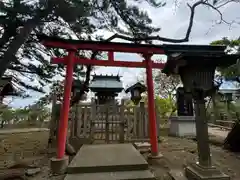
xmin=164 ymin=44 xmax=227 ymax=53
xmin=162 ymin=51 xmax=240 ymax=75
xmin=0 ymin=77 xmax=19 ymax=97
xmin=125 ymin=82 xmax=146 ymax=93
xmin=89 ymin=74 xmax=123 ymax=93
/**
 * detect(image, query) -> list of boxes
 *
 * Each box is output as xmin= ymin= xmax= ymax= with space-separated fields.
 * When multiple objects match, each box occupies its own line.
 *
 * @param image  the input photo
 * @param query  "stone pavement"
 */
xmin=65 ymin=144 xmax=155 ymax=180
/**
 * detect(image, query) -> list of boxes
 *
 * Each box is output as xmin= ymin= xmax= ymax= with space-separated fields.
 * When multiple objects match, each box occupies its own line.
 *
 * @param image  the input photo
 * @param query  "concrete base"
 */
xmin=169 ymin=116 xmax=196 ymax=137
xmin=148 ymin=153 xmax=163 ymax=159
xmin=50 ymin=156 xmax=69 ymax=175
xmin=185 ymin=163 xmax=230 ymax=180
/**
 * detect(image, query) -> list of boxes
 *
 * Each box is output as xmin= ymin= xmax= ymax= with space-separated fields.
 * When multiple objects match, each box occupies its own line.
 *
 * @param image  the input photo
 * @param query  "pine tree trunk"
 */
xmin=0 ymin=18 xmax=40 ymax=76
xmin=0 ymin=3 xmax=54 ymax=76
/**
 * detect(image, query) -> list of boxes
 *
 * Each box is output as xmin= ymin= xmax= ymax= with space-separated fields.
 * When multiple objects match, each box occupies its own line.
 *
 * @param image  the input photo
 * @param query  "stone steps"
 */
xmin=67 ymin=163 xmax=148 ymax=174
xmin=65 ymin=170 xmax=155 ymax=180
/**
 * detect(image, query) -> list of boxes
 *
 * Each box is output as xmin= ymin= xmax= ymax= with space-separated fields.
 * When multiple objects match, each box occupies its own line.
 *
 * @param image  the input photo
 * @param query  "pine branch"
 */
xmin=0 ymin=0 xmax=57 ymax=77
xmin=70 ymin=36 xmax=115 ymax=106
xmin=109 ymin=0 xmax=238 ymax=43
xmin=1 ymin=0 xmax=238 ymax=98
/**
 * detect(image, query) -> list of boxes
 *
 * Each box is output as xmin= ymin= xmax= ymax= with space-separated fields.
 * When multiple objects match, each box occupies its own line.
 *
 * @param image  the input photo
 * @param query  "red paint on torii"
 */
xmin=39 ymin=34 xmax=165 ymax=54
xmin=52 ymin=57 xmax=165 ymax=68
xmin=38 ymin=34 xmax=166 ymax=159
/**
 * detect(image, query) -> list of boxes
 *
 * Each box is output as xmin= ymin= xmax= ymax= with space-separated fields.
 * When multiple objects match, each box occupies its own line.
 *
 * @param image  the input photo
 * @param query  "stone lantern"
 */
xmin=0 ymin=76 xmax=19 ymax=103
xmin=125 ymin=82 xmax=146 ymax=105
xmin=162 ymin=44 xmax=240 ymax=180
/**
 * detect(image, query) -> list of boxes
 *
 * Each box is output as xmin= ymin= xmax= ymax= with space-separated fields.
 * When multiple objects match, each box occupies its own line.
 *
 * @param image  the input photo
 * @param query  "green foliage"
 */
xmin=124 ymin=99 xmax=136 ymax=107
xmin=127 ymin=95 xmax=176 ymax=118
xmin=211 ymin=37 xmax=240 ymax=82
xmin=155 ymin=96 xmax=176 ymax=118
xmin=228 ymin=102 xmax=240 ymax=114
xmin=211 ymin=38 xmax=240 ymax=49
xmin=0 ymin=105 xmax=14 ymax=124
xmin=0 ymin=102 xmax=50 ymax=128
xmin=207 ymin=93 xmax=240 ymax=121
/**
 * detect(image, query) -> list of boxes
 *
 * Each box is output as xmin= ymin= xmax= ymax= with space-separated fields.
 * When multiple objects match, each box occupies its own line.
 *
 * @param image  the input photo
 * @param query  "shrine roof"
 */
xmin=37 ymin=34 xmax=227 ymax=54
xmin=92 ymin=74 xmax=121 ymax=81
xmin=89 ymin=75 xmax=123 ymax=92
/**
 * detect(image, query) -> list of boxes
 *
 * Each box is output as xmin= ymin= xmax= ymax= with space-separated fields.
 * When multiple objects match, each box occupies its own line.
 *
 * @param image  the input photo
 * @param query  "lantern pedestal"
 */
xmin=194 ymin=97 xmax=211 ymax=167
xmin=185 ymin=92 xmax=229 ymax=180
xmin=169 ymin=116 xmax=196 ymax=137
xmin=185 ymin=163 xmax=230 ymax=180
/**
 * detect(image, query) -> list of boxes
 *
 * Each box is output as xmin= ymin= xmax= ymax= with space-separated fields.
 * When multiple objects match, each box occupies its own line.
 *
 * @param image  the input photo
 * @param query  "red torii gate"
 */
xmin=38 ymin=35 xmax=168 ymax=159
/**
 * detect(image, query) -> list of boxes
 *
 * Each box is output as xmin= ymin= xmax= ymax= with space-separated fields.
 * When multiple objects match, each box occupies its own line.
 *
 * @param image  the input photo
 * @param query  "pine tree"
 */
xmin=0 ymin=0 xmax=164 ymax=94
xmin=0 ymin=0 xmax=238 ymax=103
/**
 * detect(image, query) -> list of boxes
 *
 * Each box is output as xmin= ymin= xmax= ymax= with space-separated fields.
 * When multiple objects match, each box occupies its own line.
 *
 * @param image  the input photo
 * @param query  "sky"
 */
xmin=7 ymin=0 xmax=240 ymax=108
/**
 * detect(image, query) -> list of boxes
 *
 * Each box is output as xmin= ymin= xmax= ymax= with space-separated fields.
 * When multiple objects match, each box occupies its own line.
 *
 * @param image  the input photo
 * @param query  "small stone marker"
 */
xmin=133 ymin=142 xmax=151 ymax=154
xmin=25 ymin=167 xmax=41 ymax=176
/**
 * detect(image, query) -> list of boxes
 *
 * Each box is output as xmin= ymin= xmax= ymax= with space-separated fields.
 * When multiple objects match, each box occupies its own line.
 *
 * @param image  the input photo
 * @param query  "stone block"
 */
xmin=50 ymin=156 xmax=69 ymax=175
xmin=169 ymin=116 xmax=196 ymax=137
xmin=148 ymin=153 xmax=163 ymax=159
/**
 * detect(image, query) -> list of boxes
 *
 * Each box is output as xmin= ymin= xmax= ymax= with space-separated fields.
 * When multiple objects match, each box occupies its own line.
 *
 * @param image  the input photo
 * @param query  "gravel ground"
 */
xmin=19 ymin=136 xmax=239 ymax=180
xmin=150 ymin=137 xmax=239 ymax=180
